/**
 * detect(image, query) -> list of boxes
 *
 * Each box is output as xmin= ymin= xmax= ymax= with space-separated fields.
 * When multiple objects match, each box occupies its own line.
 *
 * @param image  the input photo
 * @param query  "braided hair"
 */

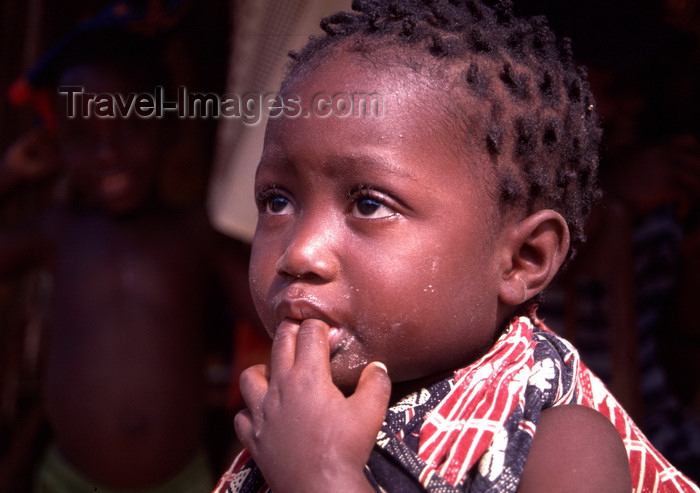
xmin=285 ymin=0 xmax=601 ymax=260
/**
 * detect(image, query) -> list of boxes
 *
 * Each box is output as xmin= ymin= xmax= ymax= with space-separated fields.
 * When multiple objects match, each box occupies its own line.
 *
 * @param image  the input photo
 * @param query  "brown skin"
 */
xmin=518 ymin=405 xmax=631 ymax=493
xmin=43 ymin=207 xmax=211 ymax=487
xmin=46 ymin=67 xmax=209 ymax=488
xmin=37 ymin=206 xmax=255 ymax=489
xmin=1 ymin=66 xmax=256 ymax=488
xmin=235 ymin=52 xmax=630 ymax=491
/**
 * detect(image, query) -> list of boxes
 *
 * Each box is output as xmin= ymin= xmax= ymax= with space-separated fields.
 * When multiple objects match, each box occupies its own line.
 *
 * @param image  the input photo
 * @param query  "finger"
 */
xmin=233 ymin=408 xmax=256 ymax=451
xmin=349 ymin=362 xmax=391 ymax=429
xmin=294 ymin=318 xmax=331 ymax=371
xmin=269 ymin=318 xmax=300 ymax=376
xmin=238 ymin=364 xmax=270 ymax=410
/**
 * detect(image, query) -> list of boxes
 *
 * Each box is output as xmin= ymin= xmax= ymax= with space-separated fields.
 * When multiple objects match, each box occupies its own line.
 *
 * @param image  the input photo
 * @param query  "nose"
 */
xmin=275 ymin=215 xmax=339 ymax=282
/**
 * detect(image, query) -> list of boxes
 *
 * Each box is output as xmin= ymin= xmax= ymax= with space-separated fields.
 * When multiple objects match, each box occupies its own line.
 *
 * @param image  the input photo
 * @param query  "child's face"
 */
xmin=56 ymin=65 xmax=164 ymax=214
xmin=250 ymin=53 xmax=511 ymax=394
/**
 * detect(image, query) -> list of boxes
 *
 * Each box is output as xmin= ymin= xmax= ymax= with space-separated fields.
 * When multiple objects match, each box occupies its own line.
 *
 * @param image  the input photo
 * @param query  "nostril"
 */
xmin=275 ymin=254 xmax=302 ymax=280
xmin=273 ymin=217 xmax=340 ymax=283
xmin=275 ymin=254 xmax=309 ymax=281
xmin=274 ymin=242 xmax=337 ymax=283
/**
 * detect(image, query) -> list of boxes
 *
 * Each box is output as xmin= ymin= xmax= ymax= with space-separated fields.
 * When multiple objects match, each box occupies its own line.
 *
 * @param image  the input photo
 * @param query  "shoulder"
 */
xmin=517 ymin=404 xmax=631 ymax=493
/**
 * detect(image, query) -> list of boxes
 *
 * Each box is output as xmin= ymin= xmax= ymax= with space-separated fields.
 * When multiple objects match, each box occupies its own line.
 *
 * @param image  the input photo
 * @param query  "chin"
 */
xmin=330 ymin=361 xmax=367 ymax=396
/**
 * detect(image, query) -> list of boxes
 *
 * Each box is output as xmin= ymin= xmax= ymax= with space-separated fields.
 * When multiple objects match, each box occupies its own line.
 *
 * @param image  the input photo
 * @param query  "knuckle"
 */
xmin=239 ymin=364 xmax=266 ymax=383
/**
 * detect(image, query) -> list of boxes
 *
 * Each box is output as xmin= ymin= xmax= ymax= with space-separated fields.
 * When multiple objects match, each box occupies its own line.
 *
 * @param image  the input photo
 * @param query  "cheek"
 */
xmin=343 ymin=248 xmax=446 ymax=336
xmin=248 ymin=237 xmax=278 ymax=328
xmin=248 ymin=263 xmax=267 ymax=313
xmin=355 ymin=236 xmax=495 ymax=329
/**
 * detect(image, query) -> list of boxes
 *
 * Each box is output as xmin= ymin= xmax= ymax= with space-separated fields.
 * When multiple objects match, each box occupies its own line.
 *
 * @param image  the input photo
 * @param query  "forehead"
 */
xmin=266 ymin=52 xmax=493 ymax=183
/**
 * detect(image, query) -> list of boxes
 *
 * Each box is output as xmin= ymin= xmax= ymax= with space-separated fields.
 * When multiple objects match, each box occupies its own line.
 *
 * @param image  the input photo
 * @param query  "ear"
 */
xmin=498 ymin=209 xmax=570 ymax=306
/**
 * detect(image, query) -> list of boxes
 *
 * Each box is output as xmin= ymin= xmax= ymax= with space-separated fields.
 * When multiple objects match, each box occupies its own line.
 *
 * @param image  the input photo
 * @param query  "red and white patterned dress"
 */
xmin=213 ymin=315 xmax=699 ymax=493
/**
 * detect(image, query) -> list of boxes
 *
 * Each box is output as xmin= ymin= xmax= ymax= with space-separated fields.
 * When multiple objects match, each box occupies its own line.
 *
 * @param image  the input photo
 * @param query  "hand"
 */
xmin=234 ymin=318 xmax=391 ymax=493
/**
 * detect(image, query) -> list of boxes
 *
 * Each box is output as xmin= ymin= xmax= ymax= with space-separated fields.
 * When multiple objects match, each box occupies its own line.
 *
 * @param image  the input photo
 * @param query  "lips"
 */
xmin=99 ymin=170 xmax=132 ymax=198
xmin=274 ymin=297 xmax=349 ymax=354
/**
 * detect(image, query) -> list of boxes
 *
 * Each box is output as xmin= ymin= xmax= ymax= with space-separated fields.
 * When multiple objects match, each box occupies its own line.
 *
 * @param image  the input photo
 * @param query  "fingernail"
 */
xmin=371 ymin=361 xmax=388 ymax=374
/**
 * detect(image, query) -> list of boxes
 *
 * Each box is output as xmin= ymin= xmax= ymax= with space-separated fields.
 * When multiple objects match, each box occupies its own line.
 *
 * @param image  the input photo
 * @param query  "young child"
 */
xmin=212 ymin=0 xmax=700 ymax=492
xmin=1 ymin=26 xmax=256 ymax=492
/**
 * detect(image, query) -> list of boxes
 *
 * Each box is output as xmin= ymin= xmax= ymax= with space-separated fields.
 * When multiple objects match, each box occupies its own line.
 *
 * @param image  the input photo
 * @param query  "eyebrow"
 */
xmin=257 ymin=145 xmax=421 ymax=186
xmin=321 ymin=149 xmax=420 ymax=183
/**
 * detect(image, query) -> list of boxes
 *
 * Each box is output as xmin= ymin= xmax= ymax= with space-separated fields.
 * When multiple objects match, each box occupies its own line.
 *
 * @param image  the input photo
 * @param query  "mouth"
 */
xmin=99 ymin=170 xmax=132 ymax=198
xmin=275 ymin=298 xmax=349 ymax=355
xmin=327 ymin=327 xmax=346 ymax=354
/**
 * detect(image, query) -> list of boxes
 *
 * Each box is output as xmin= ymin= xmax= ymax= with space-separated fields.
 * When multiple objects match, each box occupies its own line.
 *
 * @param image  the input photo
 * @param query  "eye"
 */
xmin=348 ymin=186 xmax=396 ymax=219
xmin=256 ymin=186 xmax=294 ymax=215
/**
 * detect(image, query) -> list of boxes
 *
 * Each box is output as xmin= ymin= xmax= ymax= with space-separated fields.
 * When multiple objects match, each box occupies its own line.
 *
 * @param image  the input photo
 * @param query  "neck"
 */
xmin=389 ymin=369 xmax=454 ymax=407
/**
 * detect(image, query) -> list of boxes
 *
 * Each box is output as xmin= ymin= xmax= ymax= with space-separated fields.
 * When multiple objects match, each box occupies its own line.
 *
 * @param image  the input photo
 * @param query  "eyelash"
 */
xmin=347 ymin=185 xmax=396 ymax=218
xmin=256 ymin=185 xmax=290 ymax=213
xmin=256 ymin=185 xmax=278 ymax=201
xmin=347 ymin=184 xmax=377 ymax=201
xmin=255 ymin=184 xmax=396 ymax=217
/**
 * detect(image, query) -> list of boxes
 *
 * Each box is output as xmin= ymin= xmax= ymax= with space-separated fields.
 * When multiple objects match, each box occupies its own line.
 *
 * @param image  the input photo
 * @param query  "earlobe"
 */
xmin=498 ymin=209 xmax=570 ymax=306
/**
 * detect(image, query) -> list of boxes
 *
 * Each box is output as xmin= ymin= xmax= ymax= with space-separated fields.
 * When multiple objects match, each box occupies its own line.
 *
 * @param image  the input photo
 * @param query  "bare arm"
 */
xmin=234 ymin=318 xmax=391 ymax=493
xmin=517 ymin=404 xmax=631 ymax=493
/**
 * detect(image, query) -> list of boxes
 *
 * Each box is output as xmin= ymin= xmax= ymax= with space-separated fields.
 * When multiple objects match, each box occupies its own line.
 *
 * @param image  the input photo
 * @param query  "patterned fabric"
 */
xmin=212 ymin=315 xmax=700 ymax=493
xmin=539 ymin=206 xmax=700 ymax=479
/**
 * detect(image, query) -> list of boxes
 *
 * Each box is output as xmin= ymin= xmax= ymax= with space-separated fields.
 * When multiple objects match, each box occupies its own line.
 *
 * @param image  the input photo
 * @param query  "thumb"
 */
xmin=351 ymin=361 xmax=391 ymax=426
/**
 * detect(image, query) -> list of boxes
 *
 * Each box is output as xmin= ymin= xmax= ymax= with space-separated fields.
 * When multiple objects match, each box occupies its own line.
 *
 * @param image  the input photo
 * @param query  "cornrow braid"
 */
xmin=285 ymin=0 xmax=601 ymax=261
